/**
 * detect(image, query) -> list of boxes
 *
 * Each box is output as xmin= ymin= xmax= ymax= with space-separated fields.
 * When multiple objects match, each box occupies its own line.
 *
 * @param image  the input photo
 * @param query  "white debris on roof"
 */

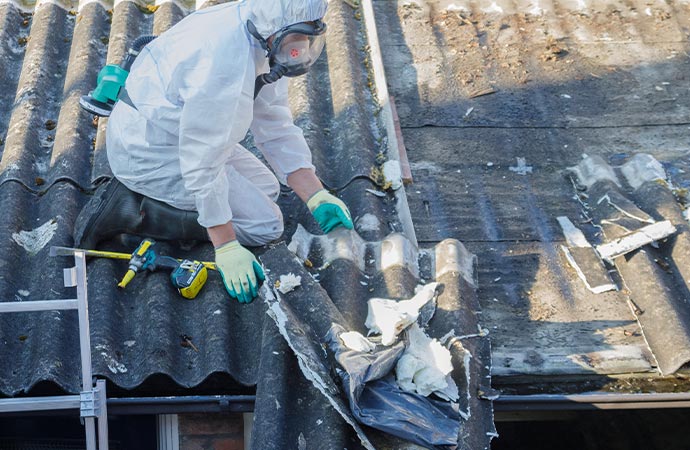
xmin=365 ymin=188 xmax=386 ymax=198
xmin=277 ymin=273 xmax=302 ymax=294
xmin=356 ymin=213 xmax=381 ymax=232
xmin=12 ymin=219 xmax=58 ymax=256
xmin=340 ymin=331 xmax=377 ymax=353
xmin=298 ymin=432 xmax=307 ymax=450
xmin=365 ymin=282 xmax=439 ymax=346
xmin=395 ymin=324 xmax=457 ymax=399
xmin=441 ymin=2 xmax=468 ymax=12
xmin=124 ymin=340 xmax=136 ymax=348
xmin=482 ymin=1 xmax=503 ymax=13
xmin=382 ymin=160 xmax=403 ymax=190
xmin=509 ymin=157 xmax=533 ymax=175
xmin=95 ymin=344 xmax=127 ymax=374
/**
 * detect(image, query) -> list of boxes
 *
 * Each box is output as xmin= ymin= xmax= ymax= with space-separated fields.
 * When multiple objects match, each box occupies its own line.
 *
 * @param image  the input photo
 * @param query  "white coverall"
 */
xmin=106 ymin=0 xmax=328 ymax=246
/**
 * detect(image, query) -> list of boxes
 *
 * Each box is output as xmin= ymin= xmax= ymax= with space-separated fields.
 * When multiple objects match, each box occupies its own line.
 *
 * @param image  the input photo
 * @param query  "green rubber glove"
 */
xmin=307 ymin=189 xmax=354 ymax=233
xmin=215 ymin=240 xmax=265 ymax=303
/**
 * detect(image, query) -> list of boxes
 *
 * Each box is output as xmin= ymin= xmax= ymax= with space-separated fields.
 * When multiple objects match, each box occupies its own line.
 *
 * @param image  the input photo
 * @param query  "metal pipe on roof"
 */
xmin=495 ymin=393 xmax=690 ymax=411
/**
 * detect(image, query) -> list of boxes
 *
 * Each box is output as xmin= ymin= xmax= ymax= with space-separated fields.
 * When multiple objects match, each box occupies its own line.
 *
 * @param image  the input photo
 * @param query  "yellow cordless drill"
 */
xmin=51 ymin=239 xmax=214 ymax=299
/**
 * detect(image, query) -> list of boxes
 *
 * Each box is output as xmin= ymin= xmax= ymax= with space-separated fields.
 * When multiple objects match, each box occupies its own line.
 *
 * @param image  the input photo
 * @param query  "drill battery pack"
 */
xmin=171 ymin=260 xmax=208 ymax=299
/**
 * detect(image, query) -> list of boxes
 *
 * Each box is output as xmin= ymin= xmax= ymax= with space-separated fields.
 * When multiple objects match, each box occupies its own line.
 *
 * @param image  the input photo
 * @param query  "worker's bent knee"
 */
xmin=234 ymin=212 xmax=284 ymax=247
xmin=263 ymin=176 xmax=280 ymax=202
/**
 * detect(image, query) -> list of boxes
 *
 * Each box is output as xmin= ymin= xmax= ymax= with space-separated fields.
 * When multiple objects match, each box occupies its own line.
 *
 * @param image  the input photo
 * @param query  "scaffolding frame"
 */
xmin=0 ymin=250 xmax=109 ymax=449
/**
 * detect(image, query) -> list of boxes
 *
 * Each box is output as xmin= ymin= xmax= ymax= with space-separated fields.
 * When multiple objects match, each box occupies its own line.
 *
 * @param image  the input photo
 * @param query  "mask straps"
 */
xmin=247 ymin=20 xmax=288 ymax=99
xmin=246 ymin=20 xmax=269 ymax=52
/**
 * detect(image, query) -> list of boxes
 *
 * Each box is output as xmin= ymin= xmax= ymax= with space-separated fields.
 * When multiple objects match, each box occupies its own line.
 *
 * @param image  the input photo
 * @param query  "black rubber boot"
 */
xmin=74 ymin=178 xmax=208 ymax=249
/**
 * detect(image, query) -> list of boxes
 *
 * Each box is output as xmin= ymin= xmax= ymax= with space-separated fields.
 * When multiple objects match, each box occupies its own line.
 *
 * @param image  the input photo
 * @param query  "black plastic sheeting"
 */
xmin=259 ymin=239 xmax=494 ymax=450
xmin=327 ymin=323 xmax=461 ymax=448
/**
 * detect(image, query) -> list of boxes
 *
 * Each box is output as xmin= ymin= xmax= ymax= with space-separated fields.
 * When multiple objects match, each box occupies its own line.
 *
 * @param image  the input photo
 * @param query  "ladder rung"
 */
xmin=0 ymin=395 xmax=80 ymax=413
xmin=0 ymin=299 xmax=78 ymax=313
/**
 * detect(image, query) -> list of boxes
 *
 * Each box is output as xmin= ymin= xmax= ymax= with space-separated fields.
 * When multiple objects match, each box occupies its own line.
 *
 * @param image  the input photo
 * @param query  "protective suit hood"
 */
xmin=243 ymin=0 xmax=329 ymax=40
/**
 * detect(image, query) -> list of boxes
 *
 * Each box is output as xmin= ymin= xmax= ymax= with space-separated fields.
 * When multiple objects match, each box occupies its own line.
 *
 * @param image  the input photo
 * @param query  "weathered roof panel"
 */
xmin=0 ymin=0 xmax=494 ymax=447
xmin=376 ymin=0 xmax=690 ymax=382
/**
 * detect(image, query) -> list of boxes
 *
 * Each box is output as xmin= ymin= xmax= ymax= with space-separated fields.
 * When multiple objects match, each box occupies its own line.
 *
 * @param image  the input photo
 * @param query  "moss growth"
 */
xmin=137 ymin=4 xmax=160 ymax=14
xmin=370 ymin=166 xmax=392 ymax=190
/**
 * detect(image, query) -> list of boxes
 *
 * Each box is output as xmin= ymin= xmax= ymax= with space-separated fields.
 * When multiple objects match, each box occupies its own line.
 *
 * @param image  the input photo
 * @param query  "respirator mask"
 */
xmin=247 ymin=19 xmax=327 ymax=98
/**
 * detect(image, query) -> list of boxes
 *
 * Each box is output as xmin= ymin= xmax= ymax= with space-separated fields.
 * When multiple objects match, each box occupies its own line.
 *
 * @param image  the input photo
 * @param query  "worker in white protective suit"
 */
xmin=73 ymin=0 xmax=353 ymax=303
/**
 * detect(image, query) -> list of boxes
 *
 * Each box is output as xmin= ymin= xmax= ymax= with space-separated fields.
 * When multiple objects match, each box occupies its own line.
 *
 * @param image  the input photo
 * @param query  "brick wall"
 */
xmin=178 ymin=413 xmax=245 ymax=450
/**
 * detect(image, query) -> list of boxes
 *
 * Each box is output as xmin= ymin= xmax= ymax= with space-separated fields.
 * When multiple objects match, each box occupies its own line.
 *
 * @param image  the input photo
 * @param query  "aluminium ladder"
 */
xmin=0 ymin=250 xmax=109 ymax=449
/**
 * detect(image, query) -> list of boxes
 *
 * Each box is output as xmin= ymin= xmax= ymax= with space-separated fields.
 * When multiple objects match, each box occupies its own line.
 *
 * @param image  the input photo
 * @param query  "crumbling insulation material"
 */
xmin=365 ymin=282 xmax=439 ymax=345
xmin=396 ymin=323 xmax=458 ymax=401
xmin=276 ymin=273 xmax=302 ymax=294
xmin=340 ymin=331 xmax=377 ymax=353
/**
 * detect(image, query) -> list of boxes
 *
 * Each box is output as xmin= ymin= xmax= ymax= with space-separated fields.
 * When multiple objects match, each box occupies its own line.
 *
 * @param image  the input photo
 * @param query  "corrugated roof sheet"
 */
xmin=375 ymin=0 xmax=690 ymax=383
xmin=0 ymin=0 xmax=494 ymax=447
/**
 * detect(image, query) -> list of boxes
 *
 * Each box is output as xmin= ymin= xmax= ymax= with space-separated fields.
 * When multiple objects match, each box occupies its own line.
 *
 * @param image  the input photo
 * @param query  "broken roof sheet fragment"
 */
xmin=567 ymin=153 xmax=690 ymax=375
xmin=596 ymin=220 xmax=676 ymax=263
xmin=557 ymin=216 xmax=616 ymax=293
xmin=287 ymin=224 xmax=420 ymax=275
xmin=382 ymin=160 xmax=403 ymax=190
xmin=262 ymin=231 xmax=494 ymax=449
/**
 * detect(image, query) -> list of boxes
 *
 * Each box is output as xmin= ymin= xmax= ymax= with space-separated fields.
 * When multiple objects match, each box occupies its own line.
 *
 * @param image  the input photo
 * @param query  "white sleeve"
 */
xmin=250 ymin=78 xmax=315 ymax=185
xmin=176 ymin=56 xmax=254 ymax=228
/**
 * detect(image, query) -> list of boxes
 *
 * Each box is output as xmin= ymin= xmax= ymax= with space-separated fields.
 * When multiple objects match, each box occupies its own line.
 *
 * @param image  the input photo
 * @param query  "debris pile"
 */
xmin=560 ymin=153 xmax=680 ymax=294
